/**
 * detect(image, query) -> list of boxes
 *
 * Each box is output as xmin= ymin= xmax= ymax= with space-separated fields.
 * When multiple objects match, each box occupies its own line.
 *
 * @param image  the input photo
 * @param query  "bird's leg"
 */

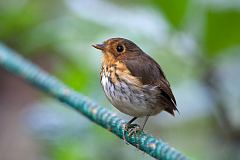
xmin=127 ymin=116 xmax=149 ymax=137
xmin=123 ymin=117 xmax=139 ymax=142
xmin=141 ymin=115 xmax=149 ymax=130
xmin=128 ymin=116 xmax=149 ymax=136
xmin=123 ymin=116 xmax=150 ymax=147
xmin=124 ymin=117 xmax=139 ymax=131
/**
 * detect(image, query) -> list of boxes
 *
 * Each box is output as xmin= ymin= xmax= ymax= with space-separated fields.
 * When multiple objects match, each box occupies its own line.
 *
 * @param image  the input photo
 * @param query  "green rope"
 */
xmin=0 ymin=43 xmax=189 ymax=160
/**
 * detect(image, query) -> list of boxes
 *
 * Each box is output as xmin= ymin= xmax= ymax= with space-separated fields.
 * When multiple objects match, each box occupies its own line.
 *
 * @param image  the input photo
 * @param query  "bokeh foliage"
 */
xmin=205 ymin=10 xmax=240 ymax=57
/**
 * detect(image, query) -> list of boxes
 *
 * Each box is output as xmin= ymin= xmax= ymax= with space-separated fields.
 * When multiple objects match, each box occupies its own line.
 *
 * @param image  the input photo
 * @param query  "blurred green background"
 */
xmin=0 ymin=0 xmax=240 ymax=160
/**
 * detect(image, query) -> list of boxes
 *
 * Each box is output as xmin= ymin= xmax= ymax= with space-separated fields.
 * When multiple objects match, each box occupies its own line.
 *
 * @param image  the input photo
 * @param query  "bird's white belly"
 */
xmin=101 ymin=74 xmax=160 ymax=117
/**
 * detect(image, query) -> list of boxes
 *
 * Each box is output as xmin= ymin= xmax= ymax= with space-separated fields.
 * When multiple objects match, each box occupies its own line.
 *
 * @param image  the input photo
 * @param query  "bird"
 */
xmin=93 ymin=38 xmax=178 ymax=132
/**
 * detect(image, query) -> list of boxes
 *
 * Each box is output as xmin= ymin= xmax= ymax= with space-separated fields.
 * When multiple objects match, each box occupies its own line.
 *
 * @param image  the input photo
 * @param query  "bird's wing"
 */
xmin=123 ymin=53 xmax=178 ymax=115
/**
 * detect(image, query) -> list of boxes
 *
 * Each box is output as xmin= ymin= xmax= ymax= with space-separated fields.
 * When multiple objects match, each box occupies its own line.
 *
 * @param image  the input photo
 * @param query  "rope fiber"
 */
xmin=0 ymin=43 xmax=189 ymax=160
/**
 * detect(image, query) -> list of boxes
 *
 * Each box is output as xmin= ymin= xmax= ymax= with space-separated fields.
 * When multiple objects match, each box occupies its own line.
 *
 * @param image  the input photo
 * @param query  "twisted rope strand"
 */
xmin=0 ymin=43 xmax=189 ymax=160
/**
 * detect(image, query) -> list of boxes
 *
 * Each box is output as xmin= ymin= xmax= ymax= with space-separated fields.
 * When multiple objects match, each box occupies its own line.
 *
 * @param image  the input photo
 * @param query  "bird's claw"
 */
xmin=128 ymin=126 xmax=141 ymax=136
xmin=124 ymin=123 xmax=141 ymax=136
xmin=124 ymin=123 xmax=140 ymax=131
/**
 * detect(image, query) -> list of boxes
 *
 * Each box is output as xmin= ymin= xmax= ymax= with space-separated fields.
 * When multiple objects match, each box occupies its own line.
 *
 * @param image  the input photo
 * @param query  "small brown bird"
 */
xmin=93 ymin=38 xmax=178 ymax=132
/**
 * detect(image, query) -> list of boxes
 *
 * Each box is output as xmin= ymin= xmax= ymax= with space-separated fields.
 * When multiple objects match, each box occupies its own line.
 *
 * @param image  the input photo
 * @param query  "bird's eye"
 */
xmin=116 ymin=45 xmax=124 ymax=53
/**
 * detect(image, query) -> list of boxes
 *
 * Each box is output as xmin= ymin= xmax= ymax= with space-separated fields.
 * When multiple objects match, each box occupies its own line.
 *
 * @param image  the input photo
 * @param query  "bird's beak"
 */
xmin=92 ymin=43 xmax=105 ymax=51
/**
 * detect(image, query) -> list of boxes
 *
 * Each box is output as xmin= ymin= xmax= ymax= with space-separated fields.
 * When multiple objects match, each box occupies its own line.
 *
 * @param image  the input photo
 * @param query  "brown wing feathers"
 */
xmin=123 ymin=53 xmax=178 ymax=116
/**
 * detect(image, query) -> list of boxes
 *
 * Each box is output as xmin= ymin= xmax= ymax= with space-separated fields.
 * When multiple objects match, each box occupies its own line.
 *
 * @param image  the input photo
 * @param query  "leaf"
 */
xmin=153 ymin=0 xmax=189 ymax=28
xmin=205 ymin=10 xmax=240 ymax=57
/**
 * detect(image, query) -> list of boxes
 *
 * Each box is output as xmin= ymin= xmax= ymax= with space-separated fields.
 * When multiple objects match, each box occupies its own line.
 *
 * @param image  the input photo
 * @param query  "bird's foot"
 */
xmin=124 ymin=123 xmax=141 ymax=136
xmin=122 ymin=123 xmax=142 ymax=148
xmin=124 ymin=123 xmax=140 ymax=131
xmin=128 ymin=126 xmax=142 ymax=137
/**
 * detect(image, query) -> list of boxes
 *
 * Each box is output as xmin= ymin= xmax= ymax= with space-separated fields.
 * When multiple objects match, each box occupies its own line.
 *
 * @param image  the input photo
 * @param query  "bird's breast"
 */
xmin=100 ymin=63 xmax=161 ymax=117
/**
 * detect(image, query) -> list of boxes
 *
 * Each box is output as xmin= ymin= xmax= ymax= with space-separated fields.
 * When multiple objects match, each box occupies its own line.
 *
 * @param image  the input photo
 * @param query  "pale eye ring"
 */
xmin=116 ymin=45 xmax=124 ymax=53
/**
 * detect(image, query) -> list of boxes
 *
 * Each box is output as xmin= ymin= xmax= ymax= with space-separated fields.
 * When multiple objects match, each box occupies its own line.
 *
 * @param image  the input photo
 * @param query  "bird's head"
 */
xmin=92 ymin=38 xmax=142 ymax=61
